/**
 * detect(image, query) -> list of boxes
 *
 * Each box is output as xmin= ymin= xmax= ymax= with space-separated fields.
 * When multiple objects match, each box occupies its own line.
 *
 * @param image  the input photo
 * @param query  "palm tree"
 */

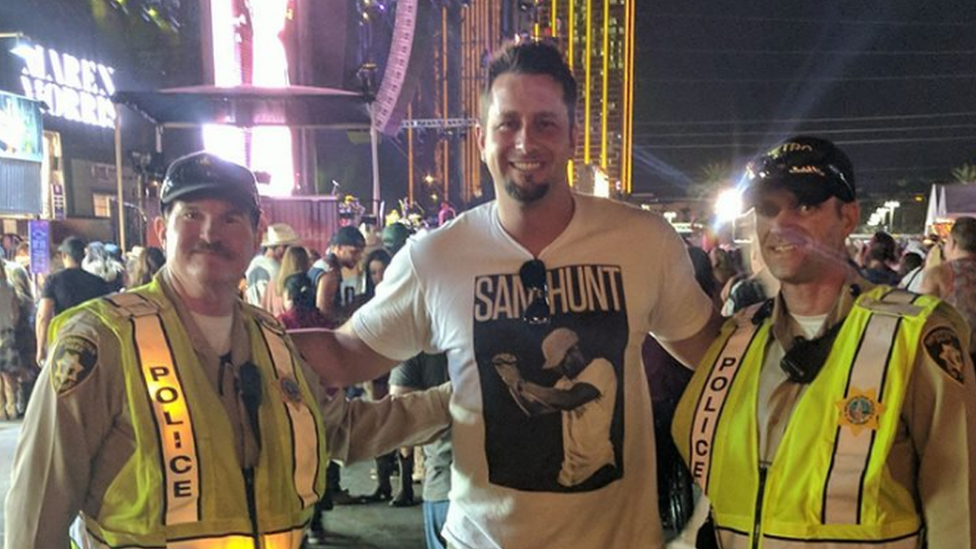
xmin=951 ymin=162 xmax=976 ymax=184
xmin=688 ymin=162 xmax=734 ymax=200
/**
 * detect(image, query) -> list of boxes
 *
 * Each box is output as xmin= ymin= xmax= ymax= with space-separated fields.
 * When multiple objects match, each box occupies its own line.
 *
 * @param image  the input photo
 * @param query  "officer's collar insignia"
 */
xmin=278 ymin=376 xmax=303 ymax=406
xmin=923 ymin=326 xmax=966 ymax=385
xmin=50 ymin=335 xmax=99 ymax=396
xmin=836 ymin=387 xmax=885 ymax=436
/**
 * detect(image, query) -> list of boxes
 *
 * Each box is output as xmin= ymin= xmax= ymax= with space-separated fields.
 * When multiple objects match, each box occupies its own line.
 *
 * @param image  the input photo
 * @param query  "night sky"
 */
xmin=633 ymin=0 xmax=976 ymax=202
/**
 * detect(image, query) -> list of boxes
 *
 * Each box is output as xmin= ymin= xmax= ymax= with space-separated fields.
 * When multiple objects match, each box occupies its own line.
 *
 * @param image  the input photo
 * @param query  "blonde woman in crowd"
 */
xmin=263 ymin=245 xmax=311 ymax=316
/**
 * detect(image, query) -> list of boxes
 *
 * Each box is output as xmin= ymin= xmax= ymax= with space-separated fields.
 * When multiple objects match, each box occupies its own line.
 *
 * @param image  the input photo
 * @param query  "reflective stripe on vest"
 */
xmin=716 ymin=528 xmax=920 ymax=549
xmin=689 ymin=318 xmax=762 ymax=493
xmin=256 ymin=322 xmax=319 ymax=508
xmin=70 ymin=516 xmax=306 ymax=549
xmin=110 ymin=292 xmax=203 ymax=525
xmin=822 ymin=290 xmax=915 ymax=525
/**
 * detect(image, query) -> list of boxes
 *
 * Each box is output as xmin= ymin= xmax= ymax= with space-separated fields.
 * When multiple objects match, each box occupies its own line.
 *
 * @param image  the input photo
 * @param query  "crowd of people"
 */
xmin=1 ymin=40 xmax=974 ymax=549
xmin=0 ymin=235 xmax=168 ymax=422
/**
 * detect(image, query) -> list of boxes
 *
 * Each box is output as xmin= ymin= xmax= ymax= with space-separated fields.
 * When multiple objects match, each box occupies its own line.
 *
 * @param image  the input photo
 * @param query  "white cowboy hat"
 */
xmin=262 ymin=223 xmax=302 ymax=247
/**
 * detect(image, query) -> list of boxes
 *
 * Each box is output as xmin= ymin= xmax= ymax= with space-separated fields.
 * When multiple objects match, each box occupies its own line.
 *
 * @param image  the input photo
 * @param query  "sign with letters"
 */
xmin=13 ymin=43 xmax=117 ymax=129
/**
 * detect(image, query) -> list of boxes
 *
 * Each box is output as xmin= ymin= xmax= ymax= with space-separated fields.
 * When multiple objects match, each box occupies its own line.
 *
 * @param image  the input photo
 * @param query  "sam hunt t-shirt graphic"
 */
xmin=474 ymin=263 xmax=627 ymax=492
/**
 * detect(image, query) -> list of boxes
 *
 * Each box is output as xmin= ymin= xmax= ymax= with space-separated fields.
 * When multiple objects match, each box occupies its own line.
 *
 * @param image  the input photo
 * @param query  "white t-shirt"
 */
xmin=352 ymin=194 xmax=713 ymax=549
xmin=555 ymin=357 xmax=617 ymax=487
xmin=244 ymin=255 xmax=278 ymax=306
xmin=188 ymin=311 xmax=233 ymax=356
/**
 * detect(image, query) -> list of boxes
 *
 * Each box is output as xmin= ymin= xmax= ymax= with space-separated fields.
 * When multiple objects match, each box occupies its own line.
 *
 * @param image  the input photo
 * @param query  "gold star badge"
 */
xmin=836 ymin=387 xmax=885 ymax=436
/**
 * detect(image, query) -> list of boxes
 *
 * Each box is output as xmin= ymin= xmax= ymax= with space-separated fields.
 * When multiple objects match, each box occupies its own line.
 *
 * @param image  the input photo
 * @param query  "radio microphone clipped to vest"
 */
xmin=780 ymin=320 xmax=844 ymax=384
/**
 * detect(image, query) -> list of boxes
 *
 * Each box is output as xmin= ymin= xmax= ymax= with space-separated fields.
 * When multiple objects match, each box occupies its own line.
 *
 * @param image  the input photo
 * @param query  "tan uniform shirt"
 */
xmin=4 ymin=271 xmax=450 ymax=549
xmin=757 ymin=280 xmax=976 ymax=548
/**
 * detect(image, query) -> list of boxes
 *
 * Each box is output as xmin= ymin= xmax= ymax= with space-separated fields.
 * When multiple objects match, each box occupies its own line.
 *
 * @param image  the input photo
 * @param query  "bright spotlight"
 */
xmin=714 ymin=188 xmax=743 ymax=225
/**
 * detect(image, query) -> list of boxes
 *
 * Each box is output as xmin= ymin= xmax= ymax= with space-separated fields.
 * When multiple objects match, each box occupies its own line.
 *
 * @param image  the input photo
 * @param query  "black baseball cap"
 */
xmin=159 ymin=152 xmax=261 ymax=221
xmin=743 ymin=136 xmax=856 ymax=208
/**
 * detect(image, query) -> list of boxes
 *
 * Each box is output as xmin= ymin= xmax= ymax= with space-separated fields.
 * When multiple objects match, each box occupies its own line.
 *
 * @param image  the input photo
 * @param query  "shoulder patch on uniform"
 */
xmin=50 ymin=335 xmax=99 ymax=395
xmin=923 ymin=327 xmax=966 ymax=384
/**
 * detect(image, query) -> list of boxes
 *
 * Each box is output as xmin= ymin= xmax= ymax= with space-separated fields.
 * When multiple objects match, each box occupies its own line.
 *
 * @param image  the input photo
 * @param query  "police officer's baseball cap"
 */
xmin=159 ymin=152 xmax=261 ymax=221
xmin=743 ymin=136 xmax=856 ymax=209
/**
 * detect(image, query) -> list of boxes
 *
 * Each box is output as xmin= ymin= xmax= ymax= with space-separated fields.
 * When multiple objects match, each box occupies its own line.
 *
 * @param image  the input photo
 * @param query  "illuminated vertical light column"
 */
xmin=250 ymin=0 xmax=295 ymax=196
xmin=583 ymin=0 xmax=592 ymax=165
xmin=408 ymin=104 xmax=414 ymax=204
xmin=623 ymin=0 xmax=634 ymax=193
xmin=206 ymin=0 xmax=295 ymax=197
xmin=204 ymin=0 xmax=246 ymax=170
xmin=441 ymin=4 xmax=449 ymax=203
xmin=567 ymin=0 xmax=575 ymax=186
xmin=600 ymin=0 xmax=609 ymax=169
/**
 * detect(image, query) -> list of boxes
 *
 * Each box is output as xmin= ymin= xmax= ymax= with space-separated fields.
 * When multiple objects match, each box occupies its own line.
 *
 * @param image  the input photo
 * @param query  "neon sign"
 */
xmin=14 ymin=44 xmax=117 ymax=129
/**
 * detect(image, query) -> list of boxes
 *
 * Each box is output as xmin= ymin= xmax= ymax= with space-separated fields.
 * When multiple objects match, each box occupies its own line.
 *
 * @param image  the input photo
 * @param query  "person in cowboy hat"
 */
xmin=244 ymin=222 xmax=302 ymax=306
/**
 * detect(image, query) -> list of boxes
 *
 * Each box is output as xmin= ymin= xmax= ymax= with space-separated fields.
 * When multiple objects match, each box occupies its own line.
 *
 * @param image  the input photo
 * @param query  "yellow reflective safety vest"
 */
xmin=57 ymin=280 xmax=327 ymax=549
xmin=673 ymin=287 xmax=938 ymax=549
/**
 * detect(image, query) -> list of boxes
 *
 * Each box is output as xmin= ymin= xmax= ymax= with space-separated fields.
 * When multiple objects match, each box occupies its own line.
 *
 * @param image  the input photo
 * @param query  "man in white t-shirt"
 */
xmin=292 ymin=41 xmax=720 ymax=549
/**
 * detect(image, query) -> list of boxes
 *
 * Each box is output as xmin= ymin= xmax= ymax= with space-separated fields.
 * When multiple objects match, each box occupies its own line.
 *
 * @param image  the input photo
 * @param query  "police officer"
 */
xmin=5 ymin=151 xmax=450 ymax=549
xmin=673 ymin=136 xmax=976 ymax=548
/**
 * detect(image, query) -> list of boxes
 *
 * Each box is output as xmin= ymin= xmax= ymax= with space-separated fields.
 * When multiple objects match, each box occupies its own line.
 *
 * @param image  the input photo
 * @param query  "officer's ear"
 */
xmin=153 ymin=215 xmax=168 ymax=249
xmin=839 ymin=200 xmax=860 ymax=237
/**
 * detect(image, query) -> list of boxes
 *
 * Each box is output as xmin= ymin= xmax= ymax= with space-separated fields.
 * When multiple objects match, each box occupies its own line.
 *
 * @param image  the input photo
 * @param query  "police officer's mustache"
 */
xmin=192 ymin=242 xmax=234 ymax=258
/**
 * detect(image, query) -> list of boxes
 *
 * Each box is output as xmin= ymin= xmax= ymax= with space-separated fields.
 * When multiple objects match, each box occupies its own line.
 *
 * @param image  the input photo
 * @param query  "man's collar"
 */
xmin=770 ymin=276 xmax=874 ymax=348
xmin=158 ymin=270 xmax=251 ymax=363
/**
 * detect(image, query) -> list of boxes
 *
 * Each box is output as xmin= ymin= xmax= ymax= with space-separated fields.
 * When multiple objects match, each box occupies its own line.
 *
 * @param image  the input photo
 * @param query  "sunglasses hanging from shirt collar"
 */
xmin=519 ymin=259 xmax=551 ymax=325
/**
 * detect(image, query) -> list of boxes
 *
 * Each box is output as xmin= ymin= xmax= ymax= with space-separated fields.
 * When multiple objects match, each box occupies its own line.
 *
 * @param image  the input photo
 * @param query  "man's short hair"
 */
xmin=951 ymin=216 xmax=976 ymax=253
xmin=867 ymin=231 xmax=897 ymax=263
xmin=330 ymin=226 xmax=366 ymax=248
xmin=58 ymin=236 xmax=87 ymax=264
xmin=481 ymin=41 xmax=577 ymax=127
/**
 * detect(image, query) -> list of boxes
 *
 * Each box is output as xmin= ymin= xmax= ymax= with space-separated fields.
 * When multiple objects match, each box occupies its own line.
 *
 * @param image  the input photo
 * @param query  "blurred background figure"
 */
xmin=897 ymin=242 xmax=926 ymax=293
xmin=361 ymin=248 xmax=392 ymax=310
xmin=276 ymin=272 xmax=331 ymax=330
xmin=0 ymin=261 xmax=22 ymax=420
xmin=127 ymin=247 xmax=166 ymax=289
xmin=860 ymin=231 xmax=900 ymax=285
xmin=263 ymin=245 xmax=310 ymax=316
xmin=381 ymin=223 xmax=412 ymax=257
xmin=709 ymin=247 xmax=737 ymax=299
xmin=35 ymin=237 xmax=111 ymax=364
xmin=437 ymin=202 xmax=457 ymax=227
xmin=920 ymin=216 xmax=976 ymax=361
xmin=245 ymin=222 xmax=302 ymax=306
xmin=83 ymin=241 xmax=126 ymax=292
xmin=310 ymin=226 xmax=366 ymax=326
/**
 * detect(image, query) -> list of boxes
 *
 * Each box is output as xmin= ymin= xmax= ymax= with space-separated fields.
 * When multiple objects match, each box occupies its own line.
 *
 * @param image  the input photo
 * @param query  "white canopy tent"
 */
xmin=924 ymin=183 xmax=976 ymax=234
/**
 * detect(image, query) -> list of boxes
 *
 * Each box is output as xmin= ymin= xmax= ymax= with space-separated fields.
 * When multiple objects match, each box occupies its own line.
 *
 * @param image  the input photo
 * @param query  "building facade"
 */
xmin=0 ymin=0 xmax=201 ymax=259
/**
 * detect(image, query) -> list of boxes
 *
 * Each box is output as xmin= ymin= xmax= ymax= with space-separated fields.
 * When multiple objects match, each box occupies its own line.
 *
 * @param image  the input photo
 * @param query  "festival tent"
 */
xmin=924 ymin=183 xmax=976 ymax=234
